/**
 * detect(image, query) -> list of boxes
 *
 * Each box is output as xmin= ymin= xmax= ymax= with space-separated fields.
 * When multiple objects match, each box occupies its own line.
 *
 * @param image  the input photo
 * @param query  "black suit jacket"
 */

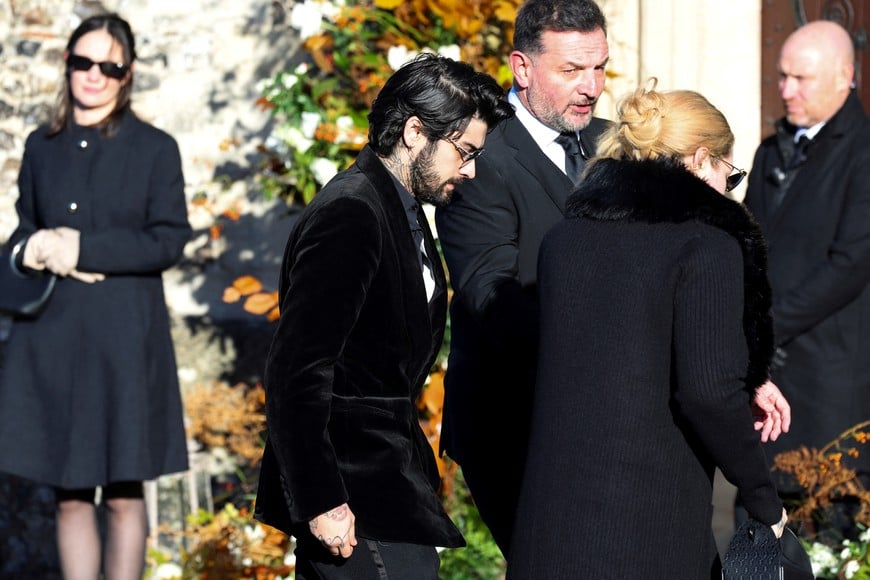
xmin=255 ymin=146 xmax=463 ymax=548
xmin=744 ymin=91 xmax=870 ymax=468
xmin=435 ymin=114 xmax=610 ymax=464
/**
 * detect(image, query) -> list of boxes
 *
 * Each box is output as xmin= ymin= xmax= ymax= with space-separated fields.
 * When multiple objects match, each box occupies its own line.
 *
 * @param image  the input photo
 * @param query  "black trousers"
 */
xmin=294 ymin=538 xmax=440 ymax=580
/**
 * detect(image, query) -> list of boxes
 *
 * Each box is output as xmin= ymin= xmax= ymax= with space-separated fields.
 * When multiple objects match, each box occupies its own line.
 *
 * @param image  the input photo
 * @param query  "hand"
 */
xmin=771 ymin=508 xmax=788 ymax=539
xmin=309 ymin=503 xmax=357 ymax=558
xmin=21 ymin=230 xmax=61 ymax=271
xmin=68 ymin=270 xmax=105 ymax=283
xmin=752 ymin=380 xmax=792 ymax=442
xmin=42 ymin=227 xmax=81 ymax=277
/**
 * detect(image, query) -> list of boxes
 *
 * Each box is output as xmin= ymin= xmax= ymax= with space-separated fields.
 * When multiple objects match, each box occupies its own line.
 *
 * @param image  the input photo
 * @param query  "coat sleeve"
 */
xmin=435 ymin=162 xmax=538 ymax=349
xmin=77 ymin=132 xmax=191 ymax=274
xmin=8 ymin=134 xmax=40 ymax=248
xmin=264 ymin=195 xmax=382 ymax=524
xmin=772 ymin=136 xmax=870 ymax=345
xmin=671 ymin=232 xmax=783 ymax=525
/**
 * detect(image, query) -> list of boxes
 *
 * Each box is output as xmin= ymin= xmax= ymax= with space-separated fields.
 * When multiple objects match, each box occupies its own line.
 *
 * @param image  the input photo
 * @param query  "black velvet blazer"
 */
xmin=255 ymin=146 xmax=464 ymax=548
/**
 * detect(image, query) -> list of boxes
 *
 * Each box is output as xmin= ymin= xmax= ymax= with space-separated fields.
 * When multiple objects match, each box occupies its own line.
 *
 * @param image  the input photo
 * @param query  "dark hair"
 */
xmin=367 ymin=53 xmax=514 ymax=156
xmin=48 ymin=13 xmax=137 ymax=137
xmin=513 ymin=0 xmax=606 ymax=55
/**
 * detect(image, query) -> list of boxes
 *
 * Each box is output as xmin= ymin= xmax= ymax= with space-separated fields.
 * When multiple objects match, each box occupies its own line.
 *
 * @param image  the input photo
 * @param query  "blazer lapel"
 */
xmin=355 ymin=148 xmax=436 ymax=381
xmin=501 ymin=117 xmax=575 ymax=213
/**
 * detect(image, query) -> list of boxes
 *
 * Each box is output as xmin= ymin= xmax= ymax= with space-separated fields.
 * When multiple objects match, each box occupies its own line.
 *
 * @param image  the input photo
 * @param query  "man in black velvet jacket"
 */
xmin=254 ymin=54 xmax=513 ymax=579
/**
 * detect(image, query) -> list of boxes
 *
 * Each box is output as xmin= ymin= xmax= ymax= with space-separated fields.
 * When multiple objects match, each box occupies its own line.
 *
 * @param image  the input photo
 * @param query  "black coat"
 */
xmin=744 ymin=92 xmax=870 ymax=473
xmin=0 ymin=112 xmax=191 ymax=488
xmin=508 ymin=158 xmax=783 ymax=579
xmin=434 ymin=114 xmax=609 ymax=538
xmin=254 ymin=146 xmax=463 ymax=549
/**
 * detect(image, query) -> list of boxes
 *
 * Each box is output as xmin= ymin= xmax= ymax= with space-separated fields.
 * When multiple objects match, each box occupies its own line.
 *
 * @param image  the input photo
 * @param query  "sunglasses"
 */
xmin=67 ymin=54 xmax=130 ymax=80
xmin=713 ymin=156 xmax=748 ymax=193
xmin=443 ymin=136 xmax=484 ymax=166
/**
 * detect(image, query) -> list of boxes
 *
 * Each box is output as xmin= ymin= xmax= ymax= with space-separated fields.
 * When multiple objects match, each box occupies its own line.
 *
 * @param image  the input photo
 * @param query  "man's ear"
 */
xmin=509 ymin=50 xmax=532 ymax=89
xmin=401 ymin=115 xmax=426 ymax=154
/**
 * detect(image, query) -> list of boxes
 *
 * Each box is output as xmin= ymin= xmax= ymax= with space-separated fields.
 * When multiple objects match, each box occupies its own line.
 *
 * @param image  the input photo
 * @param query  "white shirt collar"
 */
xmin=795 ymin=121 xmax=825 ymax=142
xmin=508 ymin=88 xmax=573 ymax=174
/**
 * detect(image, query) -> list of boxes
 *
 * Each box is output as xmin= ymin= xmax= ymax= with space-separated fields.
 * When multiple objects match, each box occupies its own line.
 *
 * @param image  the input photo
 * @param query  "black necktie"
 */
xmin=787 ymin=134 xmax=811 ymax=170
xmin=555 ymin=132 xmax=585 ymax=184
xmin=412 ymin=208 xmax=435 ymax=299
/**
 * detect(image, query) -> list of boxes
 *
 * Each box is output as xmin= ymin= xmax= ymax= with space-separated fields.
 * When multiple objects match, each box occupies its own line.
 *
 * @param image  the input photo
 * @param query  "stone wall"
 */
xmin=1 ymin=0 xmax=305 ymax=379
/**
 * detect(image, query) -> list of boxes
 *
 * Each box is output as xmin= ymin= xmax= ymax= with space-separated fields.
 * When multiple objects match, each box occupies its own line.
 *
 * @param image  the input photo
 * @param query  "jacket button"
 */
xmin=78 ymin=139 xmax=88 ymax=149
xmin=68 ymin=202 xmax=79 ymax=214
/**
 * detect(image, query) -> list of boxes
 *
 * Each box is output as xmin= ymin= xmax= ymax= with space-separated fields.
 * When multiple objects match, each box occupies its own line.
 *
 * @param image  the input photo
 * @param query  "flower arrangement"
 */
xmin=256 ymin=0 xmax=520 ymax=204
xmin=773 ymin=421 xmax=870 ymax=579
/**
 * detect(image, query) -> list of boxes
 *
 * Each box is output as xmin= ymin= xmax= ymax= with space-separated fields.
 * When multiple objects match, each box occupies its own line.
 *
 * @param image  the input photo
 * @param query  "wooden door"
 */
xmin=761 ymin=0 xmax=869 ymax=137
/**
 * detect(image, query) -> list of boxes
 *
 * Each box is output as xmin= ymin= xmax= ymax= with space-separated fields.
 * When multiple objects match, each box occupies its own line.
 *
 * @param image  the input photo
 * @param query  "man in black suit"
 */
xmin=744 ymin=20 xmax=870 ymax=540
xmin=435 ymin=0 xmax=611 ymax=555
xmin=254 ymin=54 xmax=513 ymax=579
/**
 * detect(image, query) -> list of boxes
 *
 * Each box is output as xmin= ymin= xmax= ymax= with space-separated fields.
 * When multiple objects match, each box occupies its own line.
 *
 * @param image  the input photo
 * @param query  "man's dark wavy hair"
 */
xmin=367 ymin=53 xmax=514 ymax=156
xmin=513 ymin=0 xmax=606 ymax=56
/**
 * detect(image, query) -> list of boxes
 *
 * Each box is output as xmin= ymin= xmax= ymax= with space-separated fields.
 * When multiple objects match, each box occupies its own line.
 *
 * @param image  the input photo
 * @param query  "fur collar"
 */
xmin=567 ymin=157 xmax=773 ymax=389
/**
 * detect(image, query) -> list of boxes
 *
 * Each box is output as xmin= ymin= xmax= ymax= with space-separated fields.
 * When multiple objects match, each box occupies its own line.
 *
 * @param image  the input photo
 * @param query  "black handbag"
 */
xmin=0 ymin=240 xmax=56 ymax=321
xmin=722 ymin=518 xmax=815 ymax=580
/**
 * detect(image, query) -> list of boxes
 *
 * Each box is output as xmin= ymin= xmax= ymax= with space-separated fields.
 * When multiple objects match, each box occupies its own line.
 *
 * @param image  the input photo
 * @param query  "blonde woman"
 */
xmin=508 ymin=81 xmax=789 ymax=579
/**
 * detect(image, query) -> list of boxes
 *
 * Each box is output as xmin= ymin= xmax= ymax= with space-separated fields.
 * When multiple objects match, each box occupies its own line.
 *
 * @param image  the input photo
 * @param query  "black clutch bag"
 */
xmin=722 ymin=518 xmax=815 ymax=580
xmin=0 ymin=240 xmax=56 ymax=319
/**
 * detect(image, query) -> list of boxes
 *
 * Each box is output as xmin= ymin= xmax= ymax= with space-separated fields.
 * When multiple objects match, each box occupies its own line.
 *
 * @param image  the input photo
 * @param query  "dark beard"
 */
xmin=409 ymin=141 xmax=460 ymax=207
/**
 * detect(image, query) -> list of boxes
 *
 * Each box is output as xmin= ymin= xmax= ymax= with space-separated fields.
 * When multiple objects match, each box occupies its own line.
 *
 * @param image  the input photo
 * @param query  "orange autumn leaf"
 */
xmin=222 ymin=286 xmax=242 ymax=303
xmin=374 ymin=0 xmax=403 ymax=8
xmin=222 ymin=207 xmax=241 ymax=221
xmin=232 ymin=275 xmax=263 ymax=296
xmin=266 ymin=306 xmax=281 ymax=322
xmin=419 ymin=371 xmax=445 ymax=416
xmin=244 ymin=292 xmax=279 ymax=315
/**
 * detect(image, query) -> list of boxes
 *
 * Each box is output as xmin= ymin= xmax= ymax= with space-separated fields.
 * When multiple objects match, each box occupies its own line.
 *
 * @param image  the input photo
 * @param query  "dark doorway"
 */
xmin=761 ymin=0 xmax=868 ymax=137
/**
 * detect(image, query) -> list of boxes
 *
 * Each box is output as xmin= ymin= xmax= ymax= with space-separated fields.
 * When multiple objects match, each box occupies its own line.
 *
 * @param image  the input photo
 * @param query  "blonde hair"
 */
xmin=596 ymin=78 xmax=734 ymax=163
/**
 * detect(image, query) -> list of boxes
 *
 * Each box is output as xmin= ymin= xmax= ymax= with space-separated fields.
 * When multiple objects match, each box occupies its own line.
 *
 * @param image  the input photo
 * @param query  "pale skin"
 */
xmin=509 ymin=28 xmax=609 ymax=133
xmin=379 ymin=114 xmax=488 ymax=207
xmin=778 ymin=20 xmax=854 ymax=128
xmin=684 ymin=146 xmax=791 ymax=537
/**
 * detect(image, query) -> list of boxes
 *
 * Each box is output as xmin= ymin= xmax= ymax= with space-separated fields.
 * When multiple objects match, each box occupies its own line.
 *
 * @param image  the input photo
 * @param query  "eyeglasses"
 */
xmin=713 ymin=156 xmax=748 ymax=192
xmin=67 ymin=54 xmax=130 ymax=80
xmin=443 ymin=136 xmax=484 ymax=166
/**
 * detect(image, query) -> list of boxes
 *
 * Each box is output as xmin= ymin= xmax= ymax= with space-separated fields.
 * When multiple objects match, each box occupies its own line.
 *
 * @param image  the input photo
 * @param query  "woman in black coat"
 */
xmin=508 ymin=81 xmax=788 ymax=579
xmin=0 ymin=14 xmax=190 ymax=579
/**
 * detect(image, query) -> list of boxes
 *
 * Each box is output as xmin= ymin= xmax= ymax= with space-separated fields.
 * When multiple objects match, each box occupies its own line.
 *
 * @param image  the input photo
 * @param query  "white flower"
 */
xmin=842 ymin=547 xmax=852 ymax=559
xmin=282 ymin=74 xmax=300 ymax=90
xmin=153 ymin=563 xmax=183 ymax=579
xmin=245 ymin=524 xmax=266 ymax=541
xmin=807 ymin=542 xmax=840 ymax=577
xmin=388 ymin=45 xmax=417 ymax=71
xmin=290 ymin=2 xmax=325 ymax=40
xmin=300 ymin=112 xmax=321 ymax=139
xmin=845 ymin=559 xmax=861 ymax=579
xmin=437 ymin=44 xmax=461 ymax=62
xmin=276 ymin=126 xmax=314 ymax=154
xmin=311 ymin=157 xmax=339 ymax=186
xmin=284 ymin=551 xmax=297 ymax=567
xmin=295 ymin=62 xmax=310 ymax=75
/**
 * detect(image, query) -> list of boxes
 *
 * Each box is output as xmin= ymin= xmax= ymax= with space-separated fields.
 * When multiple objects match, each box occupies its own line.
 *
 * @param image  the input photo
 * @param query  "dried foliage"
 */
xmin=773 ymin=420 xmax=870 ymax=538
xmin=184 ymin=381 xmax=267 ymax=467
